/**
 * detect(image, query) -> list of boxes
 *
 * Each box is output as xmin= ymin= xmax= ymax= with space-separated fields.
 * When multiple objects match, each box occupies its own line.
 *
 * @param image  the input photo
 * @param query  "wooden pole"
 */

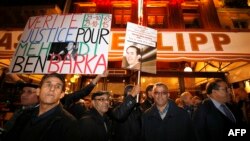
xmin=136 ymin=0 xmax=144 ymax=103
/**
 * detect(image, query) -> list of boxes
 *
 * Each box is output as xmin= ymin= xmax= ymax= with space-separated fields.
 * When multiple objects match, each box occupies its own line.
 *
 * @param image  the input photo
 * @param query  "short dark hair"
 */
xmin=40 ymin=73 xmax=66 ymax=91
xmin=153 ymin=82 xmax=168 ymax=92
xmin=91 ymin=91 xmax=109 ymax=100
xmin=206 ymin=78 xmax=225 ymax=95
xmin=145 ymin=84 xmax=154 ymax=96
xmin=126 ymin=45 xmax=140 ymax=55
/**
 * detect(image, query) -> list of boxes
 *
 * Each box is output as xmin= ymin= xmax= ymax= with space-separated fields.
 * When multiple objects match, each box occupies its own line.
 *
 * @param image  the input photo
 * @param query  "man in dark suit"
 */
xmin=193 ymin=78 xmax=247 ymax=141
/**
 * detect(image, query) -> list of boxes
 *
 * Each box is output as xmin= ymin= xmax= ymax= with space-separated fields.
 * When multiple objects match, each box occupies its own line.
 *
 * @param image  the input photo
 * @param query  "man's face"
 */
xmin=38 ymin=77 xmax=65 ymax=105
xmin=92 ymin=94 xmax=110 ymax=115
xmin=213 ymin=81 xmax=231 ymax=103
xmin=126 ymin=47 xmax=140 ymax=66
xmin=21 ymin=87 xmax=39 ymax=106
xmin=184 ymin=93 xmax=193 ymax=106
xmin=153 ymin=86 xmax=169 ymax=107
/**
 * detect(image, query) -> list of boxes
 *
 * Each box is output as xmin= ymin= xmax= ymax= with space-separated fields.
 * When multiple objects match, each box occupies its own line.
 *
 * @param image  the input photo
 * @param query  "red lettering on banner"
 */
xmin=84 ymin=55 xmax=96 ymax=74
xmin=43 ymin=15 xmax=53 ymax=28
xmin=93 ymin=54 xmax=106 ymax=73
xmin=60 ymin=54 xmax=72 ymax=73
xmin=73 ymin=56 xmax=85 ymax=73
xmin=47 ymin=54 xmax=106 ymax=74
xmin=48 ymin=55 xmax=61 ymax=73
xmin=34 ymin=17 xmax=44 ymax=29
xmin=27 ymin=17 xmax=39 ymax=29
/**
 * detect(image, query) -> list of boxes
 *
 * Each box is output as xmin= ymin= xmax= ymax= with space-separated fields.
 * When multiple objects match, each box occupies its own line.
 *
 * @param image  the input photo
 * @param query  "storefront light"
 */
xmin=244 ymin=80 xmax=250 ymax=93
xmin=73 ymin=74 xmax=80 ymax=79
xmin=184 ymin=63 xmax=192 ymax=72
xmin=70 ymin=77 xmax=76 ymax=83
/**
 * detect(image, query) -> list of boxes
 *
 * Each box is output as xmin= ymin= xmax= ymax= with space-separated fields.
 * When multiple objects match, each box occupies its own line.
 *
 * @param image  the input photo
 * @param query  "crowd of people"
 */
xmin=0 ymin=72 xmax=249 ymax=141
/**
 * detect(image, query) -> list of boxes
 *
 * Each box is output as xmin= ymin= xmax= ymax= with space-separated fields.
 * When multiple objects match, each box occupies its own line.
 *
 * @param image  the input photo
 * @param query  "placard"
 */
xmin=9 ymin=13 xmax=112 ymax=74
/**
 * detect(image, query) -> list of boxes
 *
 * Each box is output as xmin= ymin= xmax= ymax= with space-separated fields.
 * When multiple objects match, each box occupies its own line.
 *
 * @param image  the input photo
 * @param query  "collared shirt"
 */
xmin=210 ymin=97 xmax=225 ymax=114
xmin=158 ymin=103 xmax=169 ymax=119
xmin=210 ymin=97 xmax=236 ymax=122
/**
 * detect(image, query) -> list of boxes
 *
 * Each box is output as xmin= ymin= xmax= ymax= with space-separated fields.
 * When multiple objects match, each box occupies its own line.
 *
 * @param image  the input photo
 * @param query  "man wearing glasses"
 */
xmin=141 ymin=82 xmax=196 ymax=141
xmin=193 ymin=78 xmax=246 ymax=141
xmin=79 ymin=91 xmax=111 ymax=141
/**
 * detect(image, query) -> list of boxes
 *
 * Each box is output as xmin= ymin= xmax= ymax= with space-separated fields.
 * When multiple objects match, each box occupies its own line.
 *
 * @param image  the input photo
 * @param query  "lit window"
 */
xmin=182 ymin=3 xmax=202 ymax=29
xmin=112 ymin=1 xmax=132 ymax=28
xmin=146 ymin=1 xmax=168 ymax=28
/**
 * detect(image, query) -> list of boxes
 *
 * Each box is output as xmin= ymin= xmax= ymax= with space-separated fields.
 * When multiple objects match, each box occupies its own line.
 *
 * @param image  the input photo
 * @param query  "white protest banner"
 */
xmin=122 ymin=22 xmax=157 ymax=74
xmin=9 ymin=13 xmax=112 ymax=74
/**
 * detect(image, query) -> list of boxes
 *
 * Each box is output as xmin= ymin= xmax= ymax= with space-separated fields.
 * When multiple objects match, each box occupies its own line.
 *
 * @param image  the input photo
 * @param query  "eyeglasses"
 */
xmin=94 ymin=98 xmax=110 ymax=102
xmin=154 ymin=91 xmax=168 ymax=96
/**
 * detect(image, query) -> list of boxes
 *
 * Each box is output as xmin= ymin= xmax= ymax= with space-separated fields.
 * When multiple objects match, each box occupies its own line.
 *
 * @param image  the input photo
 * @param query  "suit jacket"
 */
xmin=192 ymin=98 xmax=245 ymax=141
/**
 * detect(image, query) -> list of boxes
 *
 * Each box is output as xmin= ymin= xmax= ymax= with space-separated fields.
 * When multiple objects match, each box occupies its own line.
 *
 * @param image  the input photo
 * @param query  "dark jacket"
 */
xmin=192 ymin=98 xmax=246 ymax=141
xmin=62 ymin=82 xmax=95 ymax=108
xmin=4 ymin=104 xmax=39 ymax=132
xmin=61 ymin=82 xmax=95 ymax=119
xmin=79 ymin=108 xmax=112 ymax=141
xmin=3 ymin=104 xmax=79 ymax=141
xmin=141 ymin=99 xmax=196 ymax=141
xmin=110 ymin=95 xmax=142 ymax=141
xmin=141 ymin=98 xmax=154 ymax=112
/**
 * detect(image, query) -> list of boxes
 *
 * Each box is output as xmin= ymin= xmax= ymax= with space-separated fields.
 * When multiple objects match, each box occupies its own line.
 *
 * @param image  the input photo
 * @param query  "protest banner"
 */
xmin=122 ymin=22 xmax=157 ymax=74
xmin=9 ymin=13 xmax=112 ymax=74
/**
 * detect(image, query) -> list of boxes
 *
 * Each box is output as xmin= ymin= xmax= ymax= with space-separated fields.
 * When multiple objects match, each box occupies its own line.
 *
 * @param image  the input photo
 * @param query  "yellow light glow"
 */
xmin=142 ymin=78 xmax=146 ymax=83
xmin=73 ymin=74 xmax=80 ymax=79
xmin=70 ymin=77 xmax=75 ymax=83
xmin=244 ymin=80 xmax=250 ymax=93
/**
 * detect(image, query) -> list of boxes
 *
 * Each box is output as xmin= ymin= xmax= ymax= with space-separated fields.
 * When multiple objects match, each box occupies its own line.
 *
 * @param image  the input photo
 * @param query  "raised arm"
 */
xmin=110 ymin=85 xmax=141 ymax=121
xmin=62 ymin=71 xmax=109 ymax=108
